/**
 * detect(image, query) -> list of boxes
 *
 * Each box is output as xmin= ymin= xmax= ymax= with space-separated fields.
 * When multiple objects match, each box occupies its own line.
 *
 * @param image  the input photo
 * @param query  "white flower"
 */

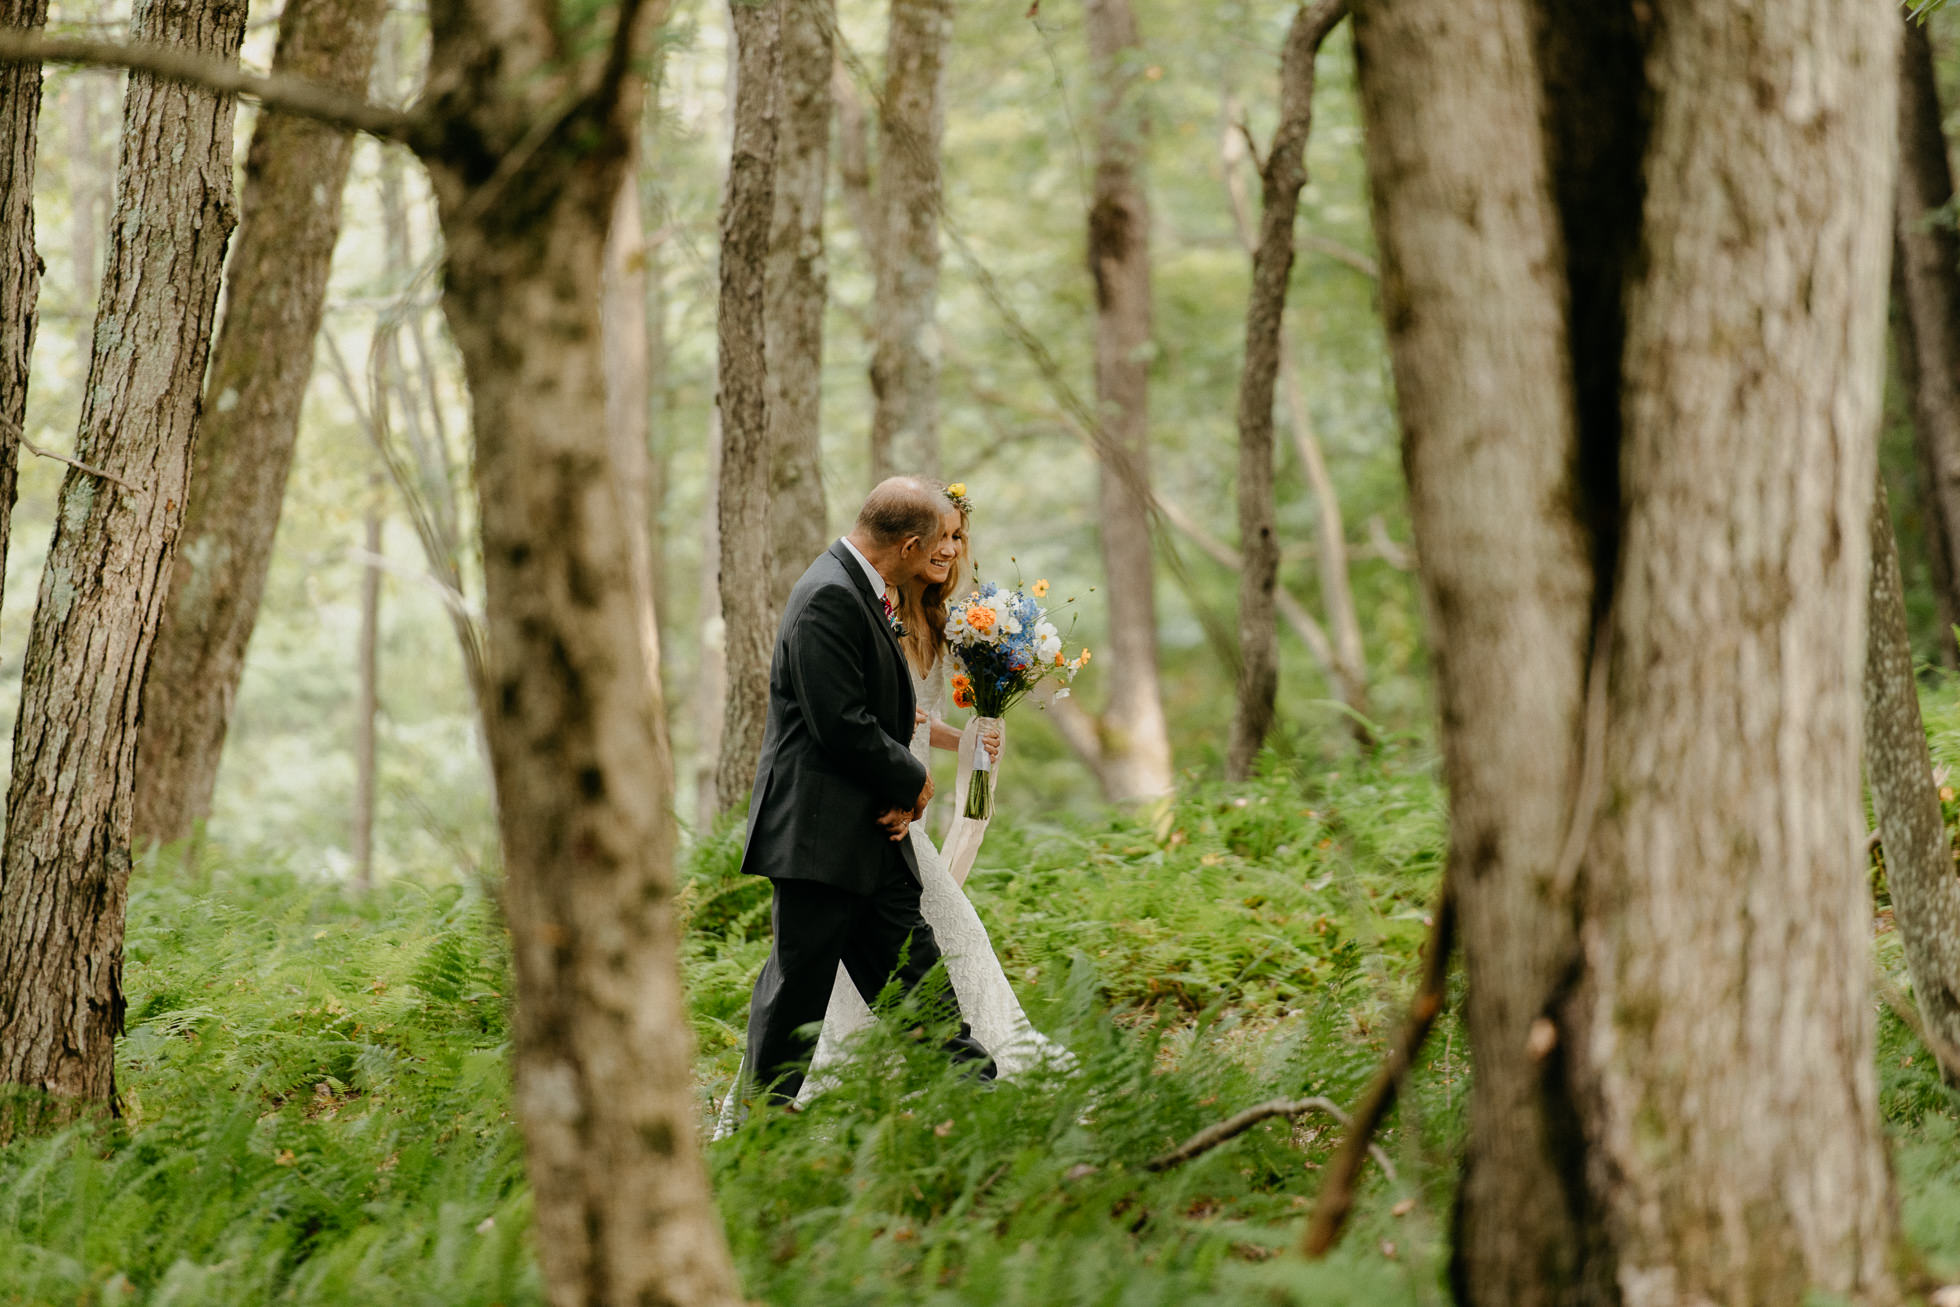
xmin=1004 ymin=615 xmax=1022 ymax=635
xmin=1053 ymin=687 xmax=1070 ymax=700
xmin=1035 ymin=621 xmax=1057 ymax=639
xmin=1036 ymin=633 xmax=1063 ymax=661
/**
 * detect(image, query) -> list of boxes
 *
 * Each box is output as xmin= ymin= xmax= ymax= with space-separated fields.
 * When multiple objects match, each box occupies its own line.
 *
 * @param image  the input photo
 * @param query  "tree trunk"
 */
xmin=353 ymin=478 xmax=384 ymax=891
xmin=415 ymin=2 xmax=748 ymax=1299
xmin=713 ymin=0 xmax=781 ymax=817
xmin=695 ymin=410 xmax=727 ymax=829
xmin=1574 ymin=4 xmax=1899 ymax=1298
xmin=1083 ymin=0 xmax=1172 ymax=803
xmin=766 ymin=0 xmax=832 ymax=611
xmin=0 ymin=0 xmax=247 ymax=1126
xmin=1353 ymin=0 xmax=1902 ymax=1300
xmin=1866 ymin=474 xmax=1960 ymax=1070
xmin=131 ymin=0 xmax=389 ymax=851
xmin=606 ymin=166 xmax=663 ymax=689
xmin=1225 ymin=0 xmax=1345 ymax=780
xmin=3 ymin=1 xmax=749 ymax=1296
xmin=867 ymin=0 xmax=950 ymax=481
xmin=1894 ymin=13 xmax=1960 ymax=658
xmin=1350 ymin=2 xmax=1598 ymax=1295
xmin=0 ymin=0 xmax=47 ymax=621
xmin=1218 ymin=92 xmax=1372 ymax=749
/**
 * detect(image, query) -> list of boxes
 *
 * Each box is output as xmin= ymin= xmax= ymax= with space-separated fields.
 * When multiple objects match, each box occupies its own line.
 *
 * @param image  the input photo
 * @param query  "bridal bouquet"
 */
xmin=944 ymin=579 xmax=1090 ymax=820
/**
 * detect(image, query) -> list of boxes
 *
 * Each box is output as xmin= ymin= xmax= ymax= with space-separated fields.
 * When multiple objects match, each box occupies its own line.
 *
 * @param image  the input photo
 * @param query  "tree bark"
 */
xmin=867 ymin=0 xmax=950 ymax=481
xmin=1894 ymin=13 xmax=1960 ymax=655
xmin=0 ymin=0 xmax=48 ymax=623
xmin=0 ymin=0 xmax=247 ymax=1126
xmin=607 ymin=166 xmax=662 ymax=690
xmin=695 ymin=410 xmax=728 ymax=829
xmin=1225 ymin=0 xmax=1345 ymax=780
xmin=415 ymin=0 xmax=747 ymax=1300
xmin=1083 ymin=0 xmax=1172 ymax=803
xmin=1350 ymin=1 xmax=1597 ymax=1295
xmin=713 ymin=0 xmax=781 ymax=817
xmin=765 ymin=0 xmax=832 ymax=611
xmin=1574 ymin=4 xmax=1899 ymax=1298
xmin=132 ymin=0 xmax=390 ymax=851
xmin=353 ymin=478 xmax=384 ymax=891
xmin=1866 ymin=475 xmax=1960 ymax=1072
xmin=1353 ymin=0 xmax=1902 ymax=1301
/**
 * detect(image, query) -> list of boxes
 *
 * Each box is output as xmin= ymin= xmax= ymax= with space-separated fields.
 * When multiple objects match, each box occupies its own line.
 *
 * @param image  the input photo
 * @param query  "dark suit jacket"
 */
xmin=738 ymin=540 xmax=929 ymax=893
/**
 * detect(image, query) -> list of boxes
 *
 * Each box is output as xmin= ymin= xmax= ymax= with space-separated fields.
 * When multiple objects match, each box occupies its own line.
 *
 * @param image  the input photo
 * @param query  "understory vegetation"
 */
xmin=0 ymin=737 xmax=1955 ymax=1305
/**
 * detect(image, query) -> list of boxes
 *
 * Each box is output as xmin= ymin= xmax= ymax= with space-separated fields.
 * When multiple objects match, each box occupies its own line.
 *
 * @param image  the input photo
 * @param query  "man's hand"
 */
xmin=877 ymin=807 xmax=912 ymax=841
xmin=914 ymin=775 xmax=934 ymax=818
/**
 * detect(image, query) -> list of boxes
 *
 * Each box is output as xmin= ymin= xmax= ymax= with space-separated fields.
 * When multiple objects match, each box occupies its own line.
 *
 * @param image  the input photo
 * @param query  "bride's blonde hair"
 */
xmin=900 ymin=505 xmax=969 ymax=675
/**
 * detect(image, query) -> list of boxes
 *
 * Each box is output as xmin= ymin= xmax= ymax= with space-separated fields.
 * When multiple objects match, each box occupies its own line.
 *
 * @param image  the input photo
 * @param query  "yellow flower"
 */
xmin=946 ymin=482 xmax=967 ymax=498
xmin=1032 ymin=579 xmax=1049 ymax=598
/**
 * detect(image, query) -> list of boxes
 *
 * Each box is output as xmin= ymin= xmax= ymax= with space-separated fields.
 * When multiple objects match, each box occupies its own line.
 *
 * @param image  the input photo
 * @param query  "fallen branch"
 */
xmin=1299 ymin=879 xmax=1455 ymax=1257
xmin=1146 ymin=1094 xmax=1396 ymax=1181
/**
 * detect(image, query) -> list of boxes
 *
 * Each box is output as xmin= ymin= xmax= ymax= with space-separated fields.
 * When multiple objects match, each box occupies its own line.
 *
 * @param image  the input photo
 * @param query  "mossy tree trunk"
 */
xmin=1225 ymin=0 xmax=1345 ymax=780
xmin=131 ymin=0 xmax=390 ymax=852
xmin=416 ymin=0 xmax=748 ymax=1297
xmin=0 ymin=0 xmax=47 ymax=617
xmin=0 ymin=0 xmax=248 ymax=1123
xmin=1080 ymin=0 xmax=1172 ymax=804
xmin=1353 ymin=0 xmax=1904 ymax=1300
xmin=1866 ymin=475 xmax=1960 ymax=1068
xmin=1894 ymin=13 xmax=1960 ymax=661
xmin=712 ymin=0 xmax=781 ymax=818
xmin=766 ymin=0 xmax=832 ymax=610
xmin=867 ymin=0 xmax=950 ymax=481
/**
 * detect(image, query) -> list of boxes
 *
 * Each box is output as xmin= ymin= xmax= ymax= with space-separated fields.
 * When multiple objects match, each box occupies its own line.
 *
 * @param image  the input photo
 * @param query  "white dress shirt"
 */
xmin=838 ymin=535 xmax=891 ymax=603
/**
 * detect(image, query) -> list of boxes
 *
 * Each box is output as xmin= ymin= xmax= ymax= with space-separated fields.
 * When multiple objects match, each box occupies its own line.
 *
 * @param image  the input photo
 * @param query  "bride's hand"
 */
xmin=877 ymin=807 xmax=911 ymax=841
xmin=980 ymin=721 xmax=1004 ymax=763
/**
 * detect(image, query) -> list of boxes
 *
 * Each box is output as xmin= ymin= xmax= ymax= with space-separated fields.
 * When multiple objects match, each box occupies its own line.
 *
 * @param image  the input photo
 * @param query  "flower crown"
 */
xmin=942 ymin=481 xmax=974 ymax=515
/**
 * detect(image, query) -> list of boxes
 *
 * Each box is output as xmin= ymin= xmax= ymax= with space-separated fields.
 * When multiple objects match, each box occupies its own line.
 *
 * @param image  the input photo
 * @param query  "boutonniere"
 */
xmin=881 ymin=592 xmax=907 ymax=639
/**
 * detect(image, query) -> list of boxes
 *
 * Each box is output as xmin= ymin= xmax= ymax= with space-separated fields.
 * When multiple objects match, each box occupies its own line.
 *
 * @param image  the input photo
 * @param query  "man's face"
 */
xmin=892 ymin=525 xmax=945 ymax=587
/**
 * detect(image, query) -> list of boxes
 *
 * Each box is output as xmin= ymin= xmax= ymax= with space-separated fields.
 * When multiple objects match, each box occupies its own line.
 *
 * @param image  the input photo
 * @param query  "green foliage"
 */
xmin=5 ymin=749 xmax=1959 ymax=1303
xmin=0 ymin=872 xmax=531 ymax=1305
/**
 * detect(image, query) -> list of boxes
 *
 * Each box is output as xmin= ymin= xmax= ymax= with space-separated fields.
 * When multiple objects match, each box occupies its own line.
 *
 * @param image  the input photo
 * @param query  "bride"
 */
xmin=717 ymin=488 xmax=1067 ymax=1130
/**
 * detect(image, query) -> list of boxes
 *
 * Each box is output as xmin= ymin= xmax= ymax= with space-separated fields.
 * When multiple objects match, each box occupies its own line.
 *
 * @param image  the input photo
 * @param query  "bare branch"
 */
xmin=0 ymin=28 xmax=418 ymax=143
xmin=0 ymin=414 xmax=142 ymax=493
xmin=1145 ymin=1094 xmax=1396 ymax=1179
xmin=1301 ymin=232 xmax=1379 ymax=280
xmin=1301 ymin=880 xmax=1455 ymax=1258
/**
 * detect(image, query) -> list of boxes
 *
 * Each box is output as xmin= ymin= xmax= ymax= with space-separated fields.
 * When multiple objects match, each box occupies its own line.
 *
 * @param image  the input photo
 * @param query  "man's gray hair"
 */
xmin=855 ymin=476 xmax=951 ymax=548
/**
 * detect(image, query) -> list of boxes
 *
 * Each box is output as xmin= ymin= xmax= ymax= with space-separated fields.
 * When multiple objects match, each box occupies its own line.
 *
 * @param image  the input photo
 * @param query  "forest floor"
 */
xmin=1 ymin=741 xmax=1957 ymax=1304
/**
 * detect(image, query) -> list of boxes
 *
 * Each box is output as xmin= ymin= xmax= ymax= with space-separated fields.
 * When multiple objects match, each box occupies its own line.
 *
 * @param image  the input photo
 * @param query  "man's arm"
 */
xmin=784 ymin=585 xmax=929 ymax=808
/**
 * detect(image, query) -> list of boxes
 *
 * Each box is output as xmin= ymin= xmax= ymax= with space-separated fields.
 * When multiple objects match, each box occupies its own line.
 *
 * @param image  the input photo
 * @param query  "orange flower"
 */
xmin=952 ymin=686 xmax=974 ymax=709
xmin=1053 ymin=651 xmax=1067 ymax=666
xmin=951 ymin=673 xmax=972 ymax=690
xmin=966 ymin=605 xmax=997 ymax=633
xmin=1032 ymin=579 xmax=1050 ymax=598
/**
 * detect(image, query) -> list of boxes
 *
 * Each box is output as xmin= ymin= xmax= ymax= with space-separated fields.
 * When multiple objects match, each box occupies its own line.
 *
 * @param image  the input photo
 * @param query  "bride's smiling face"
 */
xmin=921 ymin=506 xmax=967 ymax=587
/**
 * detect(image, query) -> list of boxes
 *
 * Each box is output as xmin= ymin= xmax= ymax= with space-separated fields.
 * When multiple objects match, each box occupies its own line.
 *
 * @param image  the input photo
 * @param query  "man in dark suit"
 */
xmin=738 ymin=477 xmax=995 ymax=1105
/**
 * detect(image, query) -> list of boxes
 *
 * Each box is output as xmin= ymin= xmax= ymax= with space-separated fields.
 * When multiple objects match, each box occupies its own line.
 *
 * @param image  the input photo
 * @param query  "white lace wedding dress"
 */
xmin=715 ymin=659 xmax=1068 ymax=1131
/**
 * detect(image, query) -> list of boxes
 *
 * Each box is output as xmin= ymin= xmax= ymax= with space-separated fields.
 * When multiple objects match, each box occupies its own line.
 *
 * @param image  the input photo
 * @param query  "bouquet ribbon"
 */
xmin=943 ymin=716 xmax=1002 ymax=887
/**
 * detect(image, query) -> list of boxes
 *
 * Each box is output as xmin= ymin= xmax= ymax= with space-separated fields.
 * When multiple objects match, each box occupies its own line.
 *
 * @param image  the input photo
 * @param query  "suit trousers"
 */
xmin=743 ymin=849 xmax=994 ymax=1104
